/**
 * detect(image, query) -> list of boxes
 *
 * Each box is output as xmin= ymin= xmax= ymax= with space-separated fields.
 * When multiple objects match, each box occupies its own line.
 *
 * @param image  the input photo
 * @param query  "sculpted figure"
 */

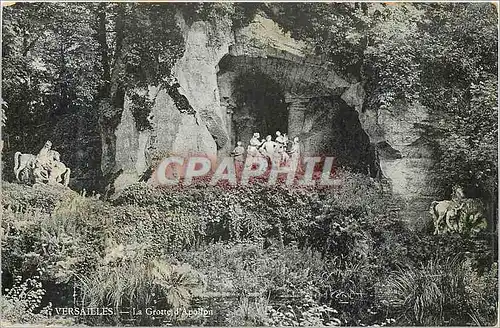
xmin=231 ymin=141 xmax=245 ymax=163
xmin=277 ymin=142 xmax=289 ymax=163
xmin=429 ymin=184 xmax=487 ymax=235
xmin=275 ymin=131 xmax=285 ymax=146
xmin=275 ymin=131 xmax=288 ymax=162
xmin=14 ymin=152 xmax=36 ymax=182
xmin=288 ymin=137 xmax=300 ymax=160
xmin=247 ymin=133 xmax=262 ymax=157
xmin=283 ymin=133 xmax=289 ymax=145
xmin=15 ymin=141 xmax=71 ymax=187
xmin=47 ymin=150 xmax=71 ymax=187
xmin=33 ymin=141 xmax=53 ymax=184
xmin=429 ymin=199 xmax=461 ymax=235
xmin=259 ymin=135 xmax=276 ymax=158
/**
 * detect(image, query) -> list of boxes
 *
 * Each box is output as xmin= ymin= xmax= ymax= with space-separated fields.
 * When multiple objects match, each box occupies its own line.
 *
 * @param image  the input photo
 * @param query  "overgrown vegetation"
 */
xmin=1 ymin=2 xmax=261 ymax=189
xmin=265 ymin=2 xmax=498 ymax=207
xmin=1 ymin=2 xmax=497 ymax=327
xmin=1 ymin=174 xmax=497 ymax=326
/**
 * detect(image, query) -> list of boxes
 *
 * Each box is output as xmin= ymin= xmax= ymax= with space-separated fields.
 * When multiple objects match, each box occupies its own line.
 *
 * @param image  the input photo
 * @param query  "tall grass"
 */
xmin=76 ymin=254 xmax=205 ymax=325
xmin=378 ymin=257 xmax=498 ymax=326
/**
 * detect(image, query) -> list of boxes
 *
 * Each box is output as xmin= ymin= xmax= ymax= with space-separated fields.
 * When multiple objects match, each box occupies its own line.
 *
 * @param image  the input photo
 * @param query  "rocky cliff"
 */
xmin=110 ymin=13 xmax=438 ymax=225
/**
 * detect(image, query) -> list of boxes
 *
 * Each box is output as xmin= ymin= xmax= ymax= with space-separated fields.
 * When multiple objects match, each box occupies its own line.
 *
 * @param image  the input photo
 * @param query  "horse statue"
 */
xmin=429 ymin=185 xmax=487 ymax=235
xmin=13 ymin=141 xmax=71 ymax=187
xmin=429 ymin=199 xmax=462 ymax=235
xmin=13 ymin=152 xmax=36 ymax=181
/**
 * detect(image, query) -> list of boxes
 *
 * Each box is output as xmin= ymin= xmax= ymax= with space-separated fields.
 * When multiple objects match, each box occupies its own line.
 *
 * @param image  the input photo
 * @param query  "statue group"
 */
xmin=231 ymin=131 xmax=300 ymax=164
xmin=14 ymin=140 xmax=71 ymax=187
xmin=429 ymin=185 xmax=487 ymax=236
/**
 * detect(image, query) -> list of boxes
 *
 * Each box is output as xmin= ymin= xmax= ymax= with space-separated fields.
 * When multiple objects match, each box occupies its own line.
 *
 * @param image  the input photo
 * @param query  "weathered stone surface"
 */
xmin=151 ymin=87 xmax=216 ymax=158
xmin=114 ymin=105 xmax=139 ymax=192
xmin=231 ymin=15 xmax=307 ymax=59
xmin=109 ymin=11 xmax=438 ymax=226
xmin=173 ymin=14 xmax=233 ymax=152
xmin=359 ymin=102 xmax=438 ymax=225
xmin=113 ymin=88 xmax=217 ymax=192
xmin=341 ymin=82 xmax=365 ymax=113
xmin=112 ymin=13 xmax=233 ymax=191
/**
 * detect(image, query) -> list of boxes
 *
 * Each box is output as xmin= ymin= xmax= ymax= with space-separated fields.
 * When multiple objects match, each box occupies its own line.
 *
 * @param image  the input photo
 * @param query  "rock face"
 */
xmin=109 ymin=12 xmax=438 ymax=225
xmin=218 ymin=15 xmax=354 ymax=156
xmin=357 ymin=102 xmax=438 ymax=228
xmin=112 ymin=14 xmax=233 ymax=192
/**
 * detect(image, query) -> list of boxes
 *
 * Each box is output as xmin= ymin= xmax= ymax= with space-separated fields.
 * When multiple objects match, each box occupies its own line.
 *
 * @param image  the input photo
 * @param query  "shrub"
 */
xmin=77 ymin=255 xmax=205 ymax=326
xmin=1 ymin=273 xmax=46 ymax=323
xmin=0 ymin=273 xmax=72 ymax=326
xmin=225 ymin=296 xmax=269 ymax=326
xmin=180 ymin=242 xmax=345 ymax=326
xmin=1 ymin=192 xmax=105 ymax=282
xmin=2 ymin=181 xmax=76 ymax=213
xmin=378 ymin=257 xmax=498 ymax=326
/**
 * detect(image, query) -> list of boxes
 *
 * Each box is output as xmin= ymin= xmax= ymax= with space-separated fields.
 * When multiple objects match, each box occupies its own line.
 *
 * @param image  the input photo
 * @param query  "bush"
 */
xmin=179 ymin=241 xmax=345 ymax=326
xmin=76 ymin=255 xmax=204 ymax=326
xmin=1 ymin=192 xmax=106 ymax=283
xmin=2 ymin=181 xmax=76 ymax=213
xmin=1 ymin=170 xmax=497 ymax=326
xmin=0 ymin=273 xmax=73 ymax=326
xmin=378 ymin=257 xmax=498 ymax=326
xmin=112 ymin=180 xmax=325 ymax=246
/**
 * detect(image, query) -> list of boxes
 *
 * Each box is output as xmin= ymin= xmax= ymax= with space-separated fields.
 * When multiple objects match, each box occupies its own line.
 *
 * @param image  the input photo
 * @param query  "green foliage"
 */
xmin=1 ymin=182 xmax=75 ymax=213
xmin=78 ymin=257 xmax=204 ymax=326
xmin=1 ymin=171 xmax=497 ymax=326
xmin=127 ymin=89 xmax=155 ymax=131
xmin=112 ymin=180 xmax=324 ymax=245
xmin=267 ymin=2 xmax=498 ymax=201
xmin=431 ymin=74 xmax=498 ymax=197
xmin=2 ymin=3 xmax=98 ymax=120
xmin=2 ymin=3 xmax=102 ymax=187
xmin=0 ymin=272 xmax=74 ymax=325
xmin=180 ymin=3 xmax=260 ymax=28
xmin=378 ymin=258 xmax=498 ymax=326
xmin=225 ymin=296 xmax=268 ymax=326
xmin=1 ymin=274 xmax=47 ymax=323
xmin=1 ymin=191 xmax=104 ymax=285
xmin=180 ymin=242 xmax=343 ymax=326
xmin=122 ymin=3 xmax=185 ymax=90
xmin=418 ymin=4 xmax=498 ymax=198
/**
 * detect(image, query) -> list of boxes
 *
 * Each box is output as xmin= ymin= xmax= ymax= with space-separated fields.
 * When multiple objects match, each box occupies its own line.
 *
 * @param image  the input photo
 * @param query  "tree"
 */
xmin=2 ymin=3 xmax=103 ymax=188
xmin=417 ymin=3 xmax=498 ymax=201
xmin=266 ymin=3 xmax=497 ymax=201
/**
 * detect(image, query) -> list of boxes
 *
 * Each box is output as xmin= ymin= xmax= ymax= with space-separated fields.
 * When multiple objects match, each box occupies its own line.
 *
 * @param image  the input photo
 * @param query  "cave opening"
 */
xmin=230 ymin=72 xmax=288 ymax=145
xmin=216 ymin=55 xmax=380 ymax=178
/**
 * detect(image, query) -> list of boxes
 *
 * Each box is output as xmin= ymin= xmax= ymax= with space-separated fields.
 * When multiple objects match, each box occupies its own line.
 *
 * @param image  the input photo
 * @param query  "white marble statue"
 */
xmin=247 ymin=132 xmax=262 ymax=157
xmin=259 ymin=135 xmax=276 ymax=158
xmin=231 ymin=141 xmax=245 ymax=163
xmin=288 ymin=137 xmax=300 ymax=161
xmin=14 ymin=140 xmax=71 ymax=187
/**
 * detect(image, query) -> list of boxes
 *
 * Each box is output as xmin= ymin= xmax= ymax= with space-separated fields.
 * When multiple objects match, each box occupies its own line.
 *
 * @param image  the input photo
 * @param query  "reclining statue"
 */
xmin=13 ymin=140 xmax=71 ymax=187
